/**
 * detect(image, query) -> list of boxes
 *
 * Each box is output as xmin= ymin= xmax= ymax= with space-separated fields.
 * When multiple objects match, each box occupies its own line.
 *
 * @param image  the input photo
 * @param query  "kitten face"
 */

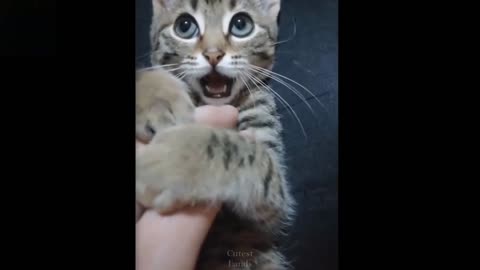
xmin=150 ymin=0 xmax=280 ymax=105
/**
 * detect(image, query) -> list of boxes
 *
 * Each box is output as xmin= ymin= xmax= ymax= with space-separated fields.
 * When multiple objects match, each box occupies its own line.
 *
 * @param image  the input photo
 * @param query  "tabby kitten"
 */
xmin=136 ymin=0 xmax=295 ymax=269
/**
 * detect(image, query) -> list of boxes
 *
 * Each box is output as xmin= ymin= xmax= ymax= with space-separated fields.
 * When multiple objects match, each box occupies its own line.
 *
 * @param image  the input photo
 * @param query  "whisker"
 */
xmin=249 ymin=65 xmax=328 ymax=115
xmin=274 ymin=51 xmax=315 ymax=56
xmin=136 ymin=63 xmax=181 ymax=72
xmin=238 ymin=72 xmax=257 ymax=110
xmin=163 ymin=67 xmax=183 ymax=73
xmin=175 ymin=71 xmax=187 ymax=80
xmin=243 ymin=71 xmax=307 ymax=139
xmin=241 ymin=69 xmax=295 ymax=122
xmin=243 ymin=71 xmax=292 ymax=117
xmin=136 ymin=51 xmax=154 ymax=61
xmin=248 ymin=65 xmax=317 ymax=118
xmin=270 ymin=17 xmax=297 ymax=47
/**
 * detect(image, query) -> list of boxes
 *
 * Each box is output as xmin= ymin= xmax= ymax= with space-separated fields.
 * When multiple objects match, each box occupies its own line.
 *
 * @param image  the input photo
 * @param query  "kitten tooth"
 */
xmin=205 ymin=85 xmax=227 ymax=93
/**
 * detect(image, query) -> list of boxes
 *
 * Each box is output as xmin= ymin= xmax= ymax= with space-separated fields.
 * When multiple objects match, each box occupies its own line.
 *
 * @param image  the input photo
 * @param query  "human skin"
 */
xmin=136 ymin=105 xmax=239 ymax=270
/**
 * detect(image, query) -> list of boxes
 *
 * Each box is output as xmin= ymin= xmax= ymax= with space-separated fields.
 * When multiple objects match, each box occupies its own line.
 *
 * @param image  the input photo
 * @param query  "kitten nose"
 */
xmin=203 ymin=50 xmax=225 ymax=66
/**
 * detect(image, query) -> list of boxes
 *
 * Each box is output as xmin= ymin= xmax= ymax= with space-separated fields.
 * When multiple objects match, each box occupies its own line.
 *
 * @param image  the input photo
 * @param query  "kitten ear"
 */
xmin=263 ymin=0 xmax=281 ymax=18
xmin=152 ymin=0 xmax=175 ymax=14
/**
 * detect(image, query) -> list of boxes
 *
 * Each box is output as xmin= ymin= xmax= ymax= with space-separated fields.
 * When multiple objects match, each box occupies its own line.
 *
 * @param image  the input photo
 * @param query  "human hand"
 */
xmin=136 ymin=105 xmax=238 ymax=270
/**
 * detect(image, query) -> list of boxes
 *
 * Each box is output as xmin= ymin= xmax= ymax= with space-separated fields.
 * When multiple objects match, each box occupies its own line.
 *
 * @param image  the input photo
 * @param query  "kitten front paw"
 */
xmin=136 ymin=180 xmax=181 ymax=214
xmin=137 ymin=181 xmax=202 ymax=215
xmin=136 ymin=68 xmax=195 ymax=143
xmin=136 ymin=125 xmax=224 ymax=213
xmin=152 ymin=189 xmax=196 ymax=215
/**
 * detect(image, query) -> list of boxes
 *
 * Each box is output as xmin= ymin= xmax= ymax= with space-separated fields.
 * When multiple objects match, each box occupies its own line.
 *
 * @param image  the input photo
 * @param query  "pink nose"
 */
xmin=203 ymin=50 xmax=225 ymax=66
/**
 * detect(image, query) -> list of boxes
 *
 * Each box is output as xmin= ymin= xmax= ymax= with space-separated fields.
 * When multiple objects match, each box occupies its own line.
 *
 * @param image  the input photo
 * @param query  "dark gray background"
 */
xmin=136 ymin=0 xmax=338 ymax=269
xmin=1 ymin=1 xmax=56 ymax=55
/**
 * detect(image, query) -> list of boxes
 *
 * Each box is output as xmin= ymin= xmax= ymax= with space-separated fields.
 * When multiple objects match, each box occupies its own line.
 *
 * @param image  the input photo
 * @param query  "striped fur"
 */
xmin=136 ymin=1 xmax=294 ymax=269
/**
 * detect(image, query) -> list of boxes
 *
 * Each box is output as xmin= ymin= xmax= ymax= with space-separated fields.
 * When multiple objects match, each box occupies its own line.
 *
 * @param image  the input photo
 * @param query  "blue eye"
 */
xmin=174 ymin=14 xmax=199 ymax=39
xmin=230 ymin=13 xmax=254 ymax=38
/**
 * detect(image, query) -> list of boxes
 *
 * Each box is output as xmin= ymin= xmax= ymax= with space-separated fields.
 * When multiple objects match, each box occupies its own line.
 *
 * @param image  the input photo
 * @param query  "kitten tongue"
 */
xmin=205 ymin=72 xmax=227 ymax=93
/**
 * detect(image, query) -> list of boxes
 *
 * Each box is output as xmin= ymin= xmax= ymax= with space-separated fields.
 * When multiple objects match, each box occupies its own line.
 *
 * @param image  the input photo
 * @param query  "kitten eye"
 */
xmin=174 ymin=14 xmax=199 ymax=39
xmin=229 ymin=13 xmax=254 ymax=38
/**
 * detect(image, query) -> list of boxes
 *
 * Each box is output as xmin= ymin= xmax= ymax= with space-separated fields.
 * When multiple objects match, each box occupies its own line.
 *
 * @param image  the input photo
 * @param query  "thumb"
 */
xmin=194 ymin=105 xmax=238 ymax=129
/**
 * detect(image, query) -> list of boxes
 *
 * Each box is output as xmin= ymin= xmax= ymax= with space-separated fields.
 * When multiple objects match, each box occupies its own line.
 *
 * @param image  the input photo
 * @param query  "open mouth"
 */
xmin=200 ymin=72 xmax=235 ymax=99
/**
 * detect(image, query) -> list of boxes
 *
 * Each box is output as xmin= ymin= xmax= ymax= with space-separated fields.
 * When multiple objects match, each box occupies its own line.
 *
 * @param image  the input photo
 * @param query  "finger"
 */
xmin=136 ymin=140 xmax=147 ymax=155
xmin=194 ymin=105 xmax=238 ymax=129
xmin=136 ymin=206 xmax=220 ymax=270
xmin=136 ymin=201 xmax=145 ymax=223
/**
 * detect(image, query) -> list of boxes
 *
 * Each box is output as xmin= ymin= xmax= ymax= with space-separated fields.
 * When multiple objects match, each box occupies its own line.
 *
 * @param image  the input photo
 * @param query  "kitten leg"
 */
xmin=135 ymin=68 xmax=195 ymax=142
xmin=136 ymin=125 xmax=294 ymax=232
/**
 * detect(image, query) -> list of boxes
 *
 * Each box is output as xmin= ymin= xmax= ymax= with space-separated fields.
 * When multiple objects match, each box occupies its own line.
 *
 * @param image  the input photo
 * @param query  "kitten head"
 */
xmin=150 ymin=0 xmax=281 ymax=105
